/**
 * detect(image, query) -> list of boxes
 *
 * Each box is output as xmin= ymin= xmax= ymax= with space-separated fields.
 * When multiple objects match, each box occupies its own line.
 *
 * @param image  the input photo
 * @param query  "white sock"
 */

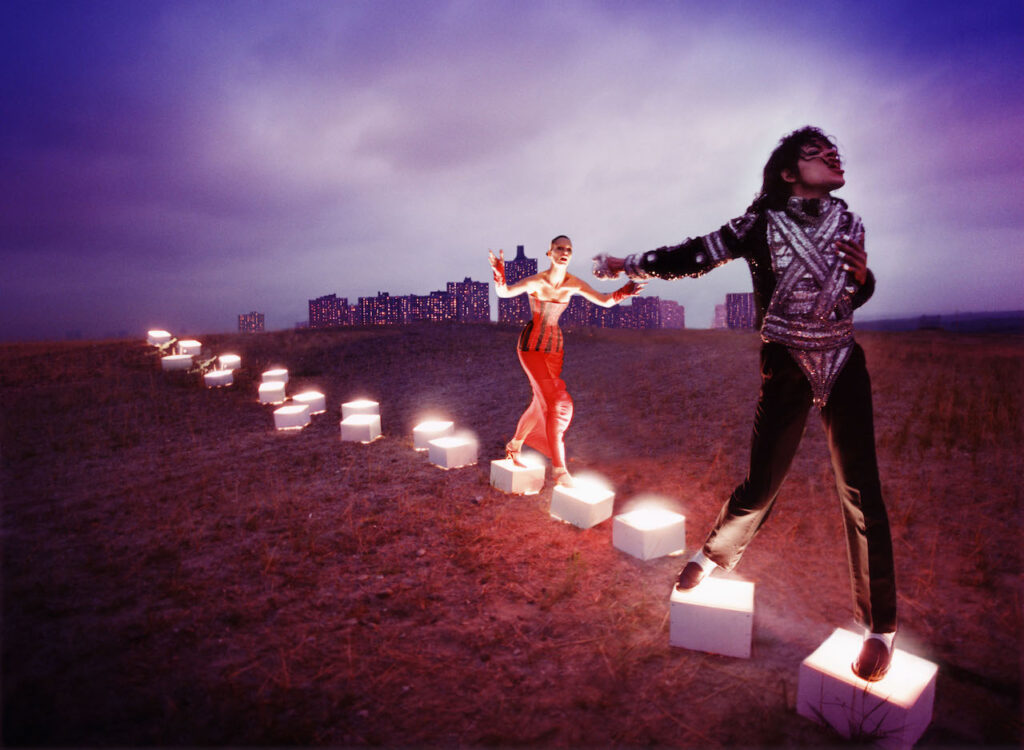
xmin=866 ymin=631 xmax=896 ymax=651
xmin=691 ymin=550 xmax=717 ymax=574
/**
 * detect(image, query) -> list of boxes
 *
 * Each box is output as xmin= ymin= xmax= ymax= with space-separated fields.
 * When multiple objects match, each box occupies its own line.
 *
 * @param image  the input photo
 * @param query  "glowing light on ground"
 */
xmin=258 ymin=381 xmax=287 ymax=404
xmin=412 ymin=420 xmax=454 ymax=451
xmin=797 ymin=628 xmax=937 ymax=749
xmin=273 ymin=403 xmax=311 ymax=430
xmin=292 ymin=390 xmax=326 ymax=414
xmin=203 ymin=369 xmax=234 ymax=388
xmin=669 ymin=577 xmax=755 ymax=659
xmin=218 ymin=354 xmax=241 ymax=371
xmin=550 ymin=475 xmax=615 ymax=529
xmin=340 ymin=413 xmax=382 ymax=443
xmin=147 ymin=330 xmax=172 ymax=346
xmin=177 ymin=340 xmax=202 ymax=356
xmin=341 ymin=399 xmax=379 ymax=419
xmin=490 ymin=457 xmax=545 ymax=495
xmin=161 ymin=354 xmax=193 ymax=371
xmin=428 ymin=434 xmax=478 ymax=469
xmin=613 ymin=503 xmax=686 ymax=560
xmin=262 ymin=368 xmax=289 ymax=384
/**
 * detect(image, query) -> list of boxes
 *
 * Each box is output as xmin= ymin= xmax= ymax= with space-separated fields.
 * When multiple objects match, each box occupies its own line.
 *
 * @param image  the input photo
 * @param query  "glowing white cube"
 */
xmin=258 ymin=381 xmax=287 ymax=404
xmin=178 ymin=339 xmax=202 ymax=356
xmin=670 ymin=577 xmax=754 ymax=659
xmin=797 ymin=628 xmax=937 ymax=749
xmin=218 ymin=354 xmax=242 ymax=371
xmin=613 ymin=507 xmax=686 ymax=560
xmin=147 ymin=330 xmax=172 ymax=346
xmin=341 ymin=414 xmax=382 ymax=443
xmin=412 ymin=420 xmax=454 ymax=450
xmin=274 ymin=403 xmax=311 ymax=430
xmin=262 ymin=368 xmax=289 ymax=384
xmin=550 ymin=481 xmax=615 ymax=529
xmin=161 ymin=354 xmax=193 ymax=371
xmin=292 ymin=390 xmax=326 ymax=414
xmin=490 ymin=459 xmax=545 ymax=495
xmin=341 ymin=399 xmax=379 ymax=419
xmin=428 ymin=436 xmax=478 ymax=469
xmin=203 ymin=369 xmax=234 ymax=388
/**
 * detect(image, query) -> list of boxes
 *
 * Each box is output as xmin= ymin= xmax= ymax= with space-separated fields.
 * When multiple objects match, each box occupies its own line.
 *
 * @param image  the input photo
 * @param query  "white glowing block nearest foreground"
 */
xmin=274 ymin=403 xmax=311 ymax=430
xmin=218 ymin=354 xmax=242 ymax=371
xmin=428 ymin=436 xmax=478 ymax=469
xmin=293 ymin=391 xmax=327 ymax=414
xmin=147 ymin=330 xmax=172 ymax=346
xmin=258 ymin=381 xmax=287 ymax=404
xmin=490 ymin=459 xmax=545 ymax=495
xmin=669 ymin=577 xmax=754 ymax=659
xmin=262 ymin=368 xmax=289 ymax=384
xmin=550 ymin=482 xmax=615 ymax=529
xmin=797 ymin=628 xmax=937 ymax=750
xmin=412 ymin=420 xmax=454 ymax=450
xmin=341 ymin=399 xmax=380 ymax=419
xmin=341 ymin=414 xmax=382 ymax=443
xmin=161 ymin=354 xmax=193 ymax=371
xmin=203 ymin=369 xmax=234 ymax=388
xmin=613 ymin=507 xmax=686 ymax=560
xmin=177 ymin=339 xmax=202 ymax=356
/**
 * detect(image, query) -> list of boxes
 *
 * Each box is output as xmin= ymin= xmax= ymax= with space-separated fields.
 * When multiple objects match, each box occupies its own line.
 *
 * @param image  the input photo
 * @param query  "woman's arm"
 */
xmin=571 ymin=276 xmax=646 ymax=308
xmin=489 ymin=249 xmax=541 ymax=298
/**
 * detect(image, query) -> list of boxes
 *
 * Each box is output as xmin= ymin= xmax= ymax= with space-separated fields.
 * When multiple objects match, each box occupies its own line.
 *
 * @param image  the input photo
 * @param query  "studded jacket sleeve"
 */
xmin=622 ymin=212 xmax=763 ymax=280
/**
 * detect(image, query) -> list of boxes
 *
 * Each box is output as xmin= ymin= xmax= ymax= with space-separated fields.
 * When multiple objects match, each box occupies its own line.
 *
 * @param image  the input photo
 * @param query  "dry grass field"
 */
xmin=1 ymin=324 xmax=1021 ymax=748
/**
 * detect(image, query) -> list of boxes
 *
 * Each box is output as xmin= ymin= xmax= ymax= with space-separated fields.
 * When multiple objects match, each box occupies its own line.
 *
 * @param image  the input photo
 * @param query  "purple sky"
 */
xmin=2 ymin=0 xmax=1022 ymax=340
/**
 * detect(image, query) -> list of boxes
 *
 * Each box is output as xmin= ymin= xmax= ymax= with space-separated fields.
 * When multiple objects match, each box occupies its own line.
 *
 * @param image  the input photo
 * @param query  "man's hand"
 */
xmin=837 ymin=236 xmax=868 ymax=285
xmin=592 ymin=253 xmax=626 ymax=279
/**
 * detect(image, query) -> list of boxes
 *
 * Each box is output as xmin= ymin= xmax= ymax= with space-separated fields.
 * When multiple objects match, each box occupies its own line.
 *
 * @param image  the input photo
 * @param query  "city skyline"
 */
xmin=2 ymin=1 xmax=1022 ymax=341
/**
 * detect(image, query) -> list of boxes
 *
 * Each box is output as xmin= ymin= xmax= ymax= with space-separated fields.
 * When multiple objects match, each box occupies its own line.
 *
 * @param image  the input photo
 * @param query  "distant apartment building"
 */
xmin=660 ymin=299 xmax=685 ymax=329
xmin=447 ymin=277 xmax=490 ymax=322
xmin=238 ymin=311 xmax=265 ymax=332
xmin=308 ymin=294 xmax=349 ymax=328
xmin=725 ymin=292 xmax=757 ymax=329
xmin=359 ymin=292 xmax=411 ymax=326
xmin=410 ymin=290 xmax=457 ymax=322
xmin=713 ymin=304 xmax=728 ymax=329
xmin=498 ymin=245 xmax=537 ymax=324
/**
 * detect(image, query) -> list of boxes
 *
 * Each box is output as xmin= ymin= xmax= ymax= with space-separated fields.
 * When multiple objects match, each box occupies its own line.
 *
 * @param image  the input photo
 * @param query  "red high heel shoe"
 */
xmin=505 ymin=440 xmax=527 ymax=468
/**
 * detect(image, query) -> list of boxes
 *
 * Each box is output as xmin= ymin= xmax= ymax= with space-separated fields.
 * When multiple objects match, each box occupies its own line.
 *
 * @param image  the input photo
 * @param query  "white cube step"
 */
xmin=147 ymin=330 xmax=172 ymax=346
xmin=262 ymin=368 xmax=289 ymax=384
xmin=274 ymin=403 xmax=311 ymax=430
xmin=613 ymin=507 xmax=686 ymax=560
xmin=341 ymin=414 xmax=382 ymax=443
xmin=218 ymin=353 xmax=242 ymax=371
xmin=669 ymin=577 xmax=754 ymax=658
xmin=550 ymin=481 xmax=615 ymax=529
xmin=258 ymin=381 xmax=287 ymax=404
xmin=341 ymin=399 xmax=379 ymax=419
xmin=293 ymin=390 xmax=327 ymax=414
xmin=490 ymin=459 xmax=545 ymax=495
xmin=203 ymin=369 xmax=234 ymax=388
xmin=797 ymin=628 xmax=937 ymax=749
xmin=161 ymin=354 xmax=193 ymax=371
xmin=428 ymin=436 xmax=478 ymax=469
xmin=178 ymin=339 xmax=202 ymax=356
xmin=412 ymin=420 xmax=454 ymax=450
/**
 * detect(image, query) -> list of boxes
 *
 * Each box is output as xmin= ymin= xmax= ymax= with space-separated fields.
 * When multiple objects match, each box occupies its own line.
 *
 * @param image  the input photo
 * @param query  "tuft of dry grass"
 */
xmin=1 ymin=325 xmax=1021 ymax=747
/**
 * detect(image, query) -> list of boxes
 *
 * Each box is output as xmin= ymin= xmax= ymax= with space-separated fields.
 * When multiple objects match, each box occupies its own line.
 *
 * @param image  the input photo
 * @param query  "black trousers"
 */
xmin=703 ymin=342 xmax=897 ymax=633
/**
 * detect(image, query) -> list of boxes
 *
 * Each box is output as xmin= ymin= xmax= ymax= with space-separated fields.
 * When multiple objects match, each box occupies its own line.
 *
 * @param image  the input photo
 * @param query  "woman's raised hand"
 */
xmin=488 ymin=249 xmax=507 ymax=286
xmin=611 ymin=280 xmax=646 ymax=303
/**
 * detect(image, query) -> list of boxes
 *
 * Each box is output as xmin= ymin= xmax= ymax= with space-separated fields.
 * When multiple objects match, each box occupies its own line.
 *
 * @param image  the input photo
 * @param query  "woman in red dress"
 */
xmin=489 ymin=235 xmax=644 ymax=487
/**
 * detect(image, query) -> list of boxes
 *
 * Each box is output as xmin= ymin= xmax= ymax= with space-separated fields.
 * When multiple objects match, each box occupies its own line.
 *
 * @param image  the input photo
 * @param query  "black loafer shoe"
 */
xmin=852 ymin=637 xmax=891 ymax=682
xmin=675 ymin=561 xmax=708 ymax=591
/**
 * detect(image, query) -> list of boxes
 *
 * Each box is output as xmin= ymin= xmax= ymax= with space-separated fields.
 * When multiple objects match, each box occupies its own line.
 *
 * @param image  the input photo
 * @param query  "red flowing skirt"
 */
xmin=515 ymin=349 xmax=574 ymax=466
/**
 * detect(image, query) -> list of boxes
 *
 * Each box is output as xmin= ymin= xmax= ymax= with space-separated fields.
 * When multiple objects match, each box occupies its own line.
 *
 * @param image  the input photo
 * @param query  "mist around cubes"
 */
xmin=2 ymin=324 xmax=1020 ymax=747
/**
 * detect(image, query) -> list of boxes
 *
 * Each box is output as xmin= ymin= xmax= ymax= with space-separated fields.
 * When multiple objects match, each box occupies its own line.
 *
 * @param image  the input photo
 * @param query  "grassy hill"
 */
xmin=2 ymin=324 xmax=1021 ymax=746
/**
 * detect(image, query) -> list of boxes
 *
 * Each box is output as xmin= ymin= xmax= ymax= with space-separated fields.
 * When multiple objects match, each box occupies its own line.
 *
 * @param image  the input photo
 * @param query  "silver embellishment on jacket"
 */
xmin=761 ymin=197 xmax=864 ymax=407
